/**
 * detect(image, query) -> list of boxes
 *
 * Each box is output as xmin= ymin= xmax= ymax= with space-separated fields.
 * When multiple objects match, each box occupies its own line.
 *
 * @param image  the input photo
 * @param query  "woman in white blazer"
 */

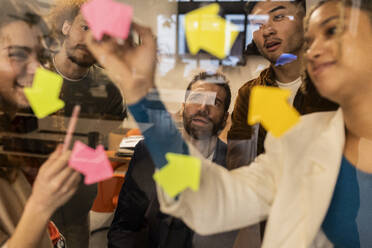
xmin=86 ymin=0 xmax=372 ymax=247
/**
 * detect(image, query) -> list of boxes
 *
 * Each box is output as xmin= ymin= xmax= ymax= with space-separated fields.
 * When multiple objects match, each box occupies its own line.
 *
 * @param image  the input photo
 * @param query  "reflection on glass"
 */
xmin=200 ymin=59 xmax=219 ymax=72
xmin=182 ymin=58 xmax=198 ymax=77
xmin=223 ymin=14 xmax=246 ymax=66
xmin=157 ymin=14 xmax=177 ymax=55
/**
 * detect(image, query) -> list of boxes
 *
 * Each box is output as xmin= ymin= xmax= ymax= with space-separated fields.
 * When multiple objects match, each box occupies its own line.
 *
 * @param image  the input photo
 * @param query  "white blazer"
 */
xmin=157 ymin=109 xmax=347 ymax=248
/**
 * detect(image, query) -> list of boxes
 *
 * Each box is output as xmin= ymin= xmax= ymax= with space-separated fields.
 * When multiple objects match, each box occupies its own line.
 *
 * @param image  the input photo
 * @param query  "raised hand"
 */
xmin=7 ymin=145 xmax=81 ymax=248
xmin=86 ymin=22 xmax=157 ymax=104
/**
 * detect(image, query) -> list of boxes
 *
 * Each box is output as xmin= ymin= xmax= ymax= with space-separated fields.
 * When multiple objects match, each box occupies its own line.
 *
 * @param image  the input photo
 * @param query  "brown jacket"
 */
xmin=228 ymin=67 xmax=338 ymax=159
xmin=0 ymin=170 xmax=52 ymax=248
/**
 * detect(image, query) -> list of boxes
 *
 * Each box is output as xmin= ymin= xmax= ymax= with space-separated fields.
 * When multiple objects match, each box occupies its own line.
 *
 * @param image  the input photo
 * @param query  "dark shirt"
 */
xmin=59 ymin=66 xmax=126 ymax=120
xmin=49 ymin=65 xmax=125 ymax=248
xmin=109 ymin=91 xmax=238 ymax=247
xmin=108 ymin=139 xmax=238 ymax=248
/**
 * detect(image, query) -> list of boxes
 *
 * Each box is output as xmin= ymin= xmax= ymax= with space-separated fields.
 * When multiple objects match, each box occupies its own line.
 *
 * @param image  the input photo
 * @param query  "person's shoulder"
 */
xmin=90 ymin=65 xmax=111 ymax=83
xmin=0 ymin=169 xmax=30 ymax=202
xmin=268 ymin=110 xmax=340 ymax=147
xmin=127 ymin=140 xmax=156 ymax=188
xmin=215 ymin=138 xmax=227 ymax=156
xmin=216 ymin=138 xmax=227 ymax=150
xmin=290 ymin=110 xmax=340 ymax=137
xmin=300 ymin=110 xmax=340 ymax=128
xmin=263 ymin=110 xmax=341 ymax=159
xmin=132 ymin=140 xmax=150 ymax=157
xmin=211 ymin=139 xmax=228 ymax=167
xmin=238 ymin=67 xmax=272 ymax=95
xmin=91 ymin=65 xmax=105 ymax=75
xmin=238 ymin=78 xmax=259 ymax=93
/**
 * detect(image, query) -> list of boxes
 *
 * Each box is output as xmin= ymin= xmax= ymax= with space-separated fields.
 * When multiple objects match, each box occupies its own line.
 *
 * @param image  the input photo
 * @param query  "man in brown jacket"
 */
xmin=227 ymin=0 xmax=337 ymax=170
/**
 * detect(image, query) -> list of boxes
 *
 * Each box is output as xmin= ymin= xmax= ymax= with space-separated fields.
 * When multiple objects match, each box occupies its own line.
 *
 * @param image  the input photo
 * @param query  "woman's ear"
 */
xmin=62 ymin=20 xmax=72 ymax=36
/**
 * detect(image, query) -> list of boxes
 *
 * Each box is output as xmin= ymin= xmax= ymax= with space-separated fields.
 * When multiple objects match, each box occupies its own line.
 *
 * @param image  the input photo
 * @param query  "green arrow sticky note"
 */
xmin=24 ymin=68 xmax=65 ymax=119
xmin=153 ymin=153 xmax=201 ymax=198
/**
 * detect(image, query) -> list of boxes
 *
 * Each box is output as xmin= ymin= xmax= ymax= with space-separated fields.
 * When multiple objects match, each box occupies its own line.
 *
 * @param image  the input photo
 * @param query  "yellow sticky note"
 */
xmin=185 ymin=3 xmax=239 ymax=59
xmin=24 ymin=68 xmax=65 ymax=119
xmin=153 ymin=153 xmax=201 ymax=198
xmin=248 ymin=86 xmax=300 ymax=137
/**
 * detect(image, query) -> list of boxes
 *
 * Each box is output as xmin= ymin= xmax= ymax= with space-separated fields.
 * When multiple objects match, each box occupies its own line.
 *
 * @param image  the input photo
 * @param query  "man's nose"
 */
xmin=198 ymin=99 xmax=210 ymax=113
xmin=262 ymin=21 xmax=276 ymax=38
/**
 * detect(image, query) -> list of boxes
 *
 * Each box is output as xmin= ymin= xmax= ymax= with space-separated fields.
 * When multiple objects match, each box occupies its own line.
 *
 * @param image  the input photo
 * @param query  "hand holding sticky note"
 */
xmin=82 ymin=0 xmax=133 ymax=40
xmin=185 ymin=3 xmax=239 ymax=59
xmin=153 ymin=153 xmax=201 ymax=198
xmin=248 ymin=86 xmax=300 ymax=137
xmin=69 ymin=141 xmax=113 ymax=185
xmin=24 ymin=68 xmax=65 ymax=119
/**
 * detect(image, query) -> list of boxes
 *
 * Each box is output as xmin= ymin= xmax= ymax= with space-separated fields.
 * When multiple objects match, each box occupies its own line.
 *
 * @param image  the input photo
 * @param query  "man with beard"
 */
xmin=43 ymin=1 xmax=126 ymax=248
xmin=47 ymin=0 xmax=126 ymax=118
xmin=107 ymin=72 xmax=258 ymax=248
xmin=227 ymin=0 xmax=337 ymax=170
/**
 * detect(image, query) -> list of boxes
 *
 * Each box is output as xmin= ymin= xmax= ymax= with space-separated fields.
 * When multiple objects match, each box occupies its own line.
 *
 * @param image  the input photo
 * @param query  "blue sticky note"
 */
xmin=275 ymin=53 xmax=298 ymax=67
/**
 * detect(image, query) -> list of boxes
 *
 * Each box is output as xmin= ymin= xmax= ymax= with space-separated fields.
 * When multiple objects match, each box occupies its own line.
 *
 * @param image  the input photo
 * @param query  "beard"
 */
xmin=66 ymin=44 xmax=96 ymax=68
xmin=183 ymin=111 xmax=225 ymax=140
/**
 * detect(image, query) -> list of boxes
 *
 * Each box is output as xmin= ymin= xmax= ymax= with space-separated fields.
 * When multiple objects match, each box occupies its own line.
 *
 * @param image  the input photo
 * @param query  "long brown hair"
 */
xmin=0 ymin=0 xmax=50 ymax=182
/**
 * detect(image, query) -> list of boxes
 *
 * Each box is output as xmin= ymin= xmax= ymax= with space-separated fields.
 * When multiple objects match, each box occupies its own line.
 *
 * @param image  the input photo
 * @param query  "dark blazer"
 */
xmin=108 ymin=139 xmax=238 ymax=248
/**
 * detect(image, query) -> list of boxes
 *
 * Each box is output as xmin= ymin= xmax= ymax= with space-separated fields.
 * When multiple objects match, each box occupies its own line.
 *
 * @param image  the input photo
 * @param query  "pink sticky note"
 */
xmin=69 ymin=141 xmax=113 ymax=184
xmin=81 ymin=0 xmax=133 ymax=40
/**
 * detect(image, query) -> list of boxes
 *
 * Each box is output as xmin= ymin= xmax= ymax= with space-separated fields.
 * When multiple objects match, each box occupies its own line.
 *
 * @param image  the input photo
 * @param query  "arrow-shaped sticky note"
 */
xmin=69 ymin=141 xmax=113 ymax=185
xmin=153 ymin=153 xmax=201 ymax=198
xmin=185 ymin=3 xmax=239 ymax=59
xmin=248 ymin=86 xmax=300 ymax=137
xmin=24 ymin=68 xmax=65 ymax=119
xmin=82 ymin=0 xmax=133 ymax=41
xmin=275 ymin=53 xmax=298 ymax=67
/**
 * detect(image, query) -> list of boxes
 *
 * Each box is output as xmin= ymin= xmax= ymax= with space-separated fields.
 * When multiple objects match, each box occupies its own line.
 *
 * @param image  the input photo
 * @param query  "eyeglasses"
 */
xmin=4 ymin=45 xmax=52 ymax=68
